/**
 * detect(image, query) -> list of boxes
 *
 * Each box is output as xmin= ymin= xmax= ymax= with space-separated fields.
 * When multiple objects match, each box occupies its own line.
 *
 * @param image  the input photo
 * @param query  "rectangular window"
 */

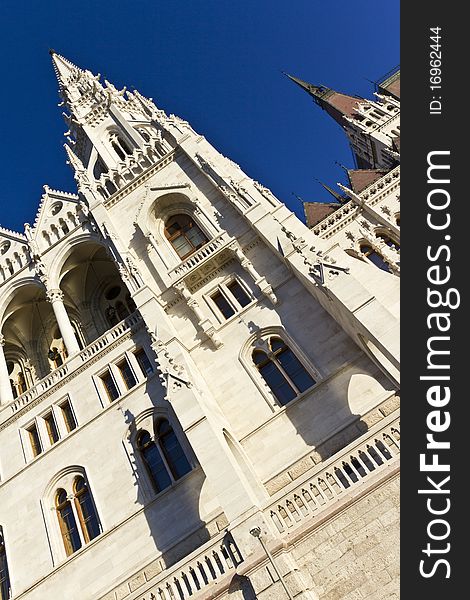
xmin=60 ymin=399 xmax=77 ymax=433
xmin=117 ymin=359 xmax=137 ymax=391
xmin=210 ymin=279 xmax=252 ymax=321
xmin=100 ymin=370 xmax=119 ymax=402
xmin=27 ymin=424 xmax=42 ymax=457
xmin=227 ymin=280 xmax=251 ymax=308
xmin=135 ymin=348 xmax=153 ymax=377
xmin=44 ymin=412 xmax=60 ymax=445
xmin=211 ymin=290 xmax=235 ymax=319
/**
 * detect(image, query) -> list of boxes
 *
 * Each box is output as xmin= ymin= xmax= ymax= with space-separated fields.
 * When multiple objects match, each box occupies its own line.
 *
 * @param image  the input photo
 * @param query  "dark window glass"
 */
xmin=227 ymin=280 xmax=251 ymax=308
xmin=135 ymin=349 xmax=153 ymax=377
xmin=28 ymin=424 xmax=42 ymax=457
xmin=115 ymin=301 xmax=130 ymax=322
xmin=0 ymin=530 xmax=11 ymax=600
xmin=259 ymin=359 xmax=297 ymax=405
xmin=61 ymin=400 xmax=77 ymax=432
xmin=45 ymin=412 xmax=60 ymax=445
xmin=253 ymin=337 xmax=316 ymax=405
xmin=212 ymin=290 xmax=235 ymax=319
xmin=360 ymin=245 xmax=391 ymax=272
xmin=56 ymin=489 xmax=82 ymax=556
xmin=138 ymin=431 xmax=172 ymax=492
xmin=275 ymin=347 xmax=316 ymax=392
xmin=74 ymin=477 xmax=101 ymax=543
xmin=101 ymin=371 xmax=119 ymax=401
xmin=164 ymin=215 xmax=208 ymax=260
xmin=117 ymin=359 xmax=137 ymax=390
xmin=157 ymin=420 xmax=191 ymax=480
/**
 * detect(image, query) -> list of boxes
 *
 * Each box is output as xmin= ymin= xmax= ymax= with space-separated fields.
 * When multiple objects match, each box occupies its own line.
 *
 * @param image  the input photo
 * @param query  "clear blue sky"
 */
xmin=0 ymin=0 xmax=399 ymax=232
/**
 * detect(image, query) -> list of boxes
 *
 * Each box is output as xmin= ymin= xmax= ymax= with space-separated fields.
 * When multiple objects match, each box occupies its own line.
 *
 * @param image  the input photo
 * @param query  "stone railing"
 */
xmin=7 ymin=313 xmax=143 ymax=415
xmin=265 ymin=415 xmax=400 ymax=535
xmin=121 ymin=531 xmax=243 ymax=600
xmin=167 ymin=232 xmax=233 ymax=284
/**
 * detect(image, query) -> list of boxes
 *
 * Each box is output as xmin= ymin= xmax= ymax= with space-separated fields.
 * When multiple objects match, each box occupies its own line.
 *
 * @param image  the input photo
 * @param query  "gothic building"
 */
xmin=288 ymin=69 xmax=401 ymax=277
xmin=0 ymin=54 xmax=400 ymax=600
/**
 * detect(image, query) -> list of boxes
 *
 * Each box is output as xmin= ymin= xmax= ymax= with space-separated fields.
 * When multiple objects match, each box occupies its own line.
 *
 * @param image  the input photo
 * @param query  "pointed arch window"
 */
xmin=73 ymin=476 xmax=101 ymax=543
xmin=137 ymin=420 xmax=191 ymax=494
xmin=56 ymin=488 xmax=82 ymax=557
xmin=376 ymin=232 xmax=400 ymax=251
xmin=360 ymin=244 xmax=391 ymax=272
xmin=252 ymin=337 xmax=316 ymax=405
xmin=164 ymin=214 xmax=208 ymax=260
xmin=93 ymin=156 xmax=108 ymax=180
xmin=110 ymin=133 xmax=132 ymax=161
xmin=0 ymin=528 xmax=10 ymax=600
xmin=55 ymin=476 xmax=101 ymax=557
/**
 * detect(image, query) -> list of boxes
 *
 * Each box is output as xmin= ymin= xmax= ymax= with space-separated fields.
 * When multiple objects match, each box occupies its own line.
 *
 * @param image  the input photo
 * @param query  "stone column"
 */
xmin=0 ymin=335 xmax=14 ymax=405
xmin=46 ymin=289 xmax=81 ymax=356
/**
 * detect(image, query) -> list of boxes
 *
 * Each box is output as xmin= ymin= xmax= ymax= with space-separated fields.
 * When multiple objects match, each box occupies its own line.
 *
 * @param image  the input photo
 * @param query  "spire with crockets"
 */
xmin=284 ymin=70 xmax=400 ymax=170
xmin=49 ymin=51 xmax=184 ymax=202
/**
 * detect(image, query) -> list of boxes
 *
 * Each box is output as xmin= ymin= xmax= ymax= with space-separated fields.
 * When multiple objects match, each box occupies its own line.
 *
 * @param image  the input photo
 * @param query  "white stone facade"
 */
xmin=0 ymin=54 xmax=399 ymax=599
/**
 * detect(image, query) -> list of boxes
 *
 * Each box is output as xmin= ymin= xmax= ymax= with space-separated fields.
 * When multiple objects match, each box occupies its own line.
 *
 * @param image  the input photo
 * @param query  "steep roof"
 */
xmin=304 ymin=202 xmax=340 ymax=228
xmin=284 ymin=73 xmax=363 ymax=127
xmin=347 ymin=169 xmax=389 ymax=193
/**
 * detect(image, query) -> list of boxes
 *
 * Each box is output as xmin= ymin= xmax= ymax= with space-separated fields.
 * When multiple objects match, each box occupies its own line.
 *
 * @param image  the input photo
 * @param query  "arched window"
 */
xmin=156 ymin=420 xmax=191 ymax=480
xmin=0 ymin=528 xmax=11 ymax=600
xmin=252 ymin=337 xmax=316 ymax=405
xmin=103 ymin=285 xmax=133 ymax=328
xmin=93 ymin=156 xmax=108 ymax=180
xmin=55 ymin=477 xmax=101 ymax=557
xmin=360 ymin=244 xmax=391 ymax=272
xmin=56 ymin=488 xmax=82 ymax=557
xmin=73 ymin=477 xmax=101 ymax=544
xmin=164 ymin=214 xmax=208 ymax=260
xmin=137 ymin=421 xmax=191 ymax=494
xmin=377 ymin=232 xmax=400 ymax=251
xmin=110 ymin=133 xmax=132 ymax=161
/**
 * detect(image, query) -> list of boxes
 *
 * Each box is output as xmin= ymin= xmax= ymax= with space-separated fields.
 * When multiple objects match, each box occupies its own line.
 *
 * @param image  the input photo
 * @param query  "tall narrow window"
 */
xmin=56 ymin=489 xmax=82 ymax=556
xmin=44 ymin=412 xmax=60 ymax=445
xmin=135 ymin=349 xmax=153 ymax=377
xmin=61 ymin=400 xmax=77 ymax=433
xmin=211 ymin=289 xmax=236 ymax=319
xmin=0 ymin=529 xmax=11 ymax=600
xmin=253 ymin=337 xmax=316 ymax=406
xmin=156 ymin=419 xmax=191 ymax=480
xmin=27 ymin=423 xmax=42 ymax=457
xmin=164 ymin=214 xmax=208 ymax=260
xmin=360 ymin=244 xmax=391 ymax=272
xmin=137 ymin=430 xmax=172 ymax=493
xmin=226 ymin=280 xmax=250 ymax=308
xmin=100 ymin=370 xmax=119 ymax=402
xmin=74 ymin=477 xmax=101 ymax=543
xmin=117 ymin=358 xmax=137 ymax=391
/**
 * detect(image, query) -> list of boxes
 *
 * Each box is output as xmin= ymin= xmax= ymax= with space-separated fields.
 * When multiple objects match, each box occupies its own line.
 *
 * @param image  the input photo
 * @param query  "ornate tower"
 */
xmin=285 ymin=72 xmax=400 ymax=169
xmin=0 ymin=54 xmax=400 ymax=600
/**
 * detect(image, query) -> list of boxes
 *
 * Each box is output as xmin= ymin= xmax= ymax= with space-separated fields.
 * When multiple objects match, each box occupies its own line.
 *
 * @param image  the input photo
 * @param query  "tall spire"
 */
xmin=313 ymin=177 xmax=346 ymax=203
xmin=284 ymin=72 xmax=363 ymax=127
xmin=50 ymin=50 xmax=83 ymax=89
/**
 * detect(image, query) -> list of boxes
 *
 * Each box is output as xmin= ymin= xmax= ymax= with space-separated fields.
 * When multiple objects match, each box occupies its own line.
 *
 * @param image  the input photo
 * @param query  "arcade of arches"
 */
xmin=0 ymin=242 xmax=136 ymax=405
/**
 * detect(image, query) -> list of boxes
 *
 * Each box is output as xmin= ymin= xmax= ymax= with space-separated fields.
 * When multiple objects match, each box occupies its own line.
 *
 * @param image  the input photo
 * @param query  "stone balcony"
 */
xmin=265 ymin=413 xmax=400 ymax=536
xmin=98 ymin=414 xmax=400 ymax=600
xmin=167 ymin=232 xmax=235 ymax=289
xmin=3 ymin=312 xmax=144 ymax=418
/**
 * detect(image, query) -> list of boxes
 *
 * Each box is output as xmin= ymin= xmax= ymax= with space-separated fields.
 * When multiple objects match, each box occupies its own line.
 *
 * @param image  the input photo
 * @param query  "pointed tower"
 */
xmin=285 ymin=71 xmax=400 ymax=170
xmin=50 ymin=51 xmax=182 ymax=204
